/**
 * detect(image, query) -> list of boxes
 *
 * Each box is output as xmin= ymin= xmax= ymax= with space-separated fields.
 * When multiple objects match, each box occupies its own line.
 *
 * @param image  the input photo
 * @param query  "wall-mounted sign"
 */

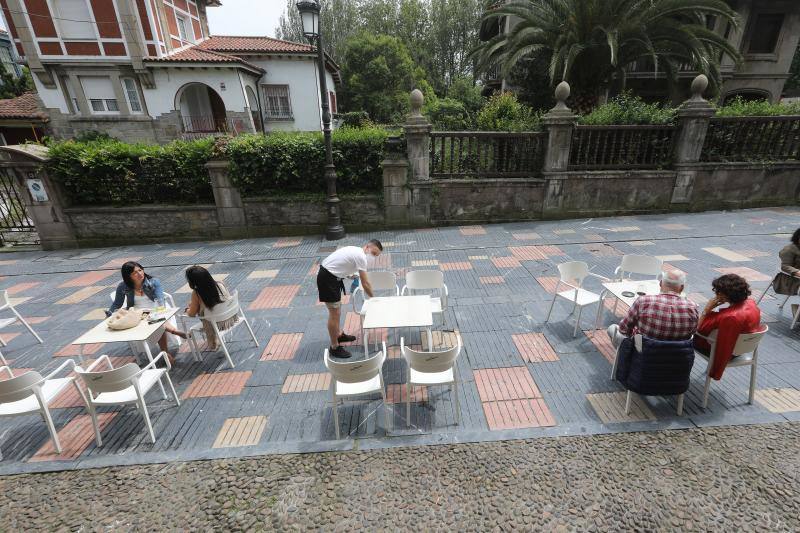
xmin=26 ymin=178 xmax=48 ymax=202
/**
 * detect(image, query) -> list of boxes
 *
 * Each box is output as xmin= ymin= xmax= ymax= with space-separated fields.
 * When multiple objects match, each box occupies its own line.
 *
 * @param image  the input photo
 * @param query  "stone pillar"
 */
xmin=0 ymin=145 xmax=78 ymax=250
xmin=206 ymin=160 xmax=247 ymax=238
xmin=382 ymin=136 xmax=411 ymax=226
xmin=671 ymin=75 xmax=715 ymax=205
xmin=541 ymin=82 xmax=577 ymax=215
xmin=403 ymin=89 xmax=433 ymax=225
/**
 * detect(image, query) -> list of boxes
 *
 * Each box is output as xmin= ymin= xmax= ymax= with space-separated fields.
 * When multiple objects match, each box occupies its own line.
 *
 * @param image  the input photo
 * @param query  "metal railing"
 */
xmin=701 ymin=116 xmax=800 ymax=162
xmin=569 ymin=125 xmax=676 ymax=170
xmin=179 ymin=115 xmax=249 ymax=139
xmin=430 ymin=131 xmax=546 ymax=179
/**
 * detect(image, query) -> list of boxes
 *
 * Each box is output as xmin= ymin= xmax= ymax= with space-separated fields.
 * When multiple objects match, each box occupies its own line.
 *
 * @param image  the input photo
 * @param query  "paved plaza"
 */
xmin=1 ymin=207 xmax=800 ymax=475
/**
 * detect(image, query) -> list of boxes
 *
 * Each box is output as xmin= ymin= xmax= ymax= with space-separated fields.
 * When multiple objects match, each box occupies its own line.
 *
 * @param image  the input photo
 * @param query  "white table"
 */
xmin=71 ymin=308 xmax=179 ymax=396
xmin=362 ymin=295 xmax=434 ymax=356
xmin=594 ymin=279 xmax=661 ymax=329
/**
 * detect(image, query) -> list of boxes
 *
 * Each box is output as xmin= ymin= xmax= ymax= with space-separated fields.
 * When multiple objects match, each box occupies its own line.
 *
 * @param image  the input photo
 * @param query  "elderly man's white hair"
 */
xmin=661 ymin=269 xmax=686 ymax=289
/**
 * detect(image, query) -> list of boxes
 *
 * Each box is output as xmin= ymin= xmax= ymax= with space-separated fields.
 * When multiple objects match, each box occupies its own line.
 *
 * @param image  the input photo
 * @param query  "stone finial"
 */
xmin=690 ymin=74 xmax=709 ymax=101
xmin=552 ymin=81 xmax=571 ymax=112
xmin=409 ymin=89 xmax=424 ymax=118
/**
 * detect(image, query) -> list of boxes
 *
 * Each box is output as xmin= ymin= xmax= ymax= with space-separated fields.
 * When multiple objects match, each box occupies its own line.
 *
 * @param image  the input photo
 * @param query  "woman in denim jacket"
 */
xmin=107 ymin=261 xmax=186 ymax=363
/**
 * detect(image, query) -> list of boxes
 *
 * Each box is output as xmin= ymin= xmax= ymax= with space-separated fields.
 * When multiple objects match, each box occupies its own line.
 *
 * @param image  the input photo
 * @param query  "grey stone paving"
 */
xmin=3 ymin=422 xmax=800 ymax=531
xmin=1 ymin=207 xmax=800 ymax=475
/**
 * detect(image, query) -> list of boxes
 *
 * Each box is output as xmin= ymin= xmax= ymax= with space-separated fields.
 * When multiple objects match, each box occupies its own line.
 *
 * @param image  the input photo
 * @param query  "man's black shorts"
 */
xmin=317 ymin=266 xmax=345 ymax=305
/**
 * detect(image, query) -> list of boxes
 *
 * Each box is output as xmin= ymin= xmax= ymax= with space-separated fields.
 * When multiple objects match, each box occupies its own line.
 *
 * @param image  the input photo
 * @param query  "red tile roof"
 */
xmin=0 ymin=93 xmax=47 ymax=121
xmin=197 ymin=35 xmax=314 ymax=54
xmin=144 ymin=46 xmax=264 ymax=73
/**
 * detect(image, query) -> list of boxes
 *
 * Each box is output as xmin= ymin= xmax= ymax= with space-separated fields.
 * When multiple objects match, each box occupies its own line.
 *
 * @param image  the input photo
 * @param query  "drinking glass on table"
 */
xmin=156 ymin=297 xmax=166 ymax=313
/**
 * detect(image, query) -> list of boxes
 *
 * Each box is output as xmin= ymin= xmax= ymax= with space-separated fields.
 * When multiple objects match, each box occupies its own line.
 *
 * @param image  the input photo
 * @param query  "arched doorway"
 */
xmin=176 ymin=83 xmax=228 ymax=133
xmin=245 ymin=85 xmax=261 ymax=132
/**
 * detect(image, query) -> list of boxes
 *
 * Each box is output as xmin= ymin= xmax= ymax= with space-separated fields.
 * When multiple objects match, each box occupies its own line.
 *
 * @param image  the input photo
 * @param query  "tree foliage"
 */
xmin=0 ymin=66 xmax=33 ymax=100
xmin=473 ymin=0 xmax=742 ymax=111
xmin=476 ymin=92 xmax=540 ymax=131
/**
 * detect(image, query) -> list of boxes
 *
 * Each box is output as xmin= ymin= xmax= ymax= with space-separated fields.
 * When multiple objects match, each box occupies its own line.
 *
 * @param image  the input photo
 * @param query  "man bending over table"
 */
xmin=606 ymin=269 xmax=698 ymax=347
xmin=317 ymin=239 xmax=383 ymax=359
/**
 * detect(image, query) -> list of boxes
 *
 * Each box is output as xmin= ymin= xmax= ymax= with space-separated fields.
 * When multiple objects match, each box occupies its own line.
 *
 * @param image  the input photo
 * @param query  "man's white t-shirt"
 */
xmin=321 ymin=246 xmax=367 ymax=279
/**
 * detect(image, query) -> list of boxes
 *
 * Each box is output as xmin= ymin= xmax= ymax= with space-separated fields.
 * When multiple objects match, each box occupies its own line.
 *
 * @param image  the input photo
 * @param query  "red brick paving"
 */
xmin=54 ymin=343 xmax=104 ymax=357
xmin=260 ymin=333 xmax=303 ymax=361
xmin=274 ymin=237 xmax=302 ymax=248
xmin=659 ymin=224 xmax=690 ymax=230
xmin=512 ymin=232 xmax=541 ymax=241
xmin=473 ymin=367 xmax=542 ymax=402
xmin=584 ymin=330 xmax=617 ymax=364
xmin=492 ymin=256 xmax=521 ymax=269
xmin=603 ymin=298 xmax=630 ymax=318
xmin=281 ymin=373 xmax=331 ymax=393
xmin=29 ymin=413 xmax=118 ymax=462
xmin=5 ymin=282 xmax=40 ymax=295
xmin=58 ymin=270 xmax=115 ymax=288
xmin=181 ymin=371 xmax=252 ymax=399
xmin=385 ymin=383 xmax=428 ymax=404
xmin=480 ymin=276 xmax=505 ymax=285
xmin=248 ymin=285 xmax=300 ymax=309
xmin=0 ymin=367 xmax=32 ymax=379
xmin=715 ymin=266 xmax=771 ymax=282
xmin=440 ymin=262 xmax=472 ymax=271
xmin=509 ymin=246 xmax=564 ymax=261
xmin=512 ymin=333 xmax=558 ymax=363
xmin=482 ymin=399 xmax=555 ymax=430
xmin=0 ymin=332 xmax=20 ymax=344
xmin=459 ymin=225 xmax=486 ymax=236
xmin=535 ymin=276 xmax=560 ymax=294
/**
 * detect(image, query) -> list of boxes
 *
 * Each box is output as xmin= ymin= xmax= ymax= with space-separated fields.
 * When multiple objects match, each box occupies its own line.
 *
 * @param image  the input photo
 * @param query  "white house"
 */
xmin=0 ymin=0 xmax=339 ymax=143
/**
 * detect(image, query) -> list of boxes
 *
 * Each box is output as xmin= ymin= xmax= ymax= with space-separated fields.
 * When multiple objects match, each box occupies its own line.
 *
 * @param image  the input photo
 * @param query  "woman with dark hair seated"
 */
xmin=184 ymin=265 xmax=236 ymax=350
xmin=694 ymin=274 xmax=762 ymax=380
xmin=107 ymin=261 xmax=187 ymax=363
xmin=771 ymin=228 xmax=800 ymax=311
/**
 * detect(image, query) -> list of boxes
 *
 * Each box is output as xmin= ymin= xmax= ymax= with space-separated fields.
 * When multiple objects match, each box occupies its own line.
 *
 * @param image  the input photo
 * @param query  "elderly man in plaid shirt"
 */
xmin=607 ymin=270 xmax=699 ymax=347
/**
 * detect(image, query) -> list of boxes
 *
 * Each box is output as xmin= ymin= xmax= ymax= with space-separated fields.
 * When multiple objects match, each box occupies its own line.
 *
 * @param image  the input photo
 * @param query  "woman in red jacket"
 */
xmin=694 ymin=274 xmax=763 ymax=380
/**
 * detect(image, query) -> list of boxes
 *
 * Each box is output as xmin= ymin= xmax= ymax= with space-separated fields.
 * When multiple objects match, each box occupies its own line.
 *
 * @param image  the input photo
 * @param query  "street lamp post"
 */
xmin=296 ymin=0 xmax=345 ymax=241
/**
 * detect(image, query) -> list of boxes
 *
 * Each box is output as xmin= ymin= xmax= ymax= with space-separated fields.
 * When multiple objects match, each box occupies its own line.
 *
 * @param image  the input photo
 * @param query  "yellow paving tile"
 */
xmin=586 ymin=392 xmax=656 ymax=423
xmin=212 ymin=416 xmax=268 ymax=449
xmin=421 ymin=330 xmax=460 ymax=351
xmin=656 ymin=255 xmax=690 ymax=261
xmin=56 ymin=286 xmax=106 ymax=305
xmin=411 ymin=260 xmax=439 ymax=267
xmin=175 ymin=273 xmax=229 ymax=293
xmin=629 ymin=241 xmax=655 ymax=246
xmin=468 ymin=255 xmax=489 ymax=260
xmin=247 ymin=269 xmax=279 ymax=280
xmin=8 ymin=297 xmax=31 ymax=306
xmin=167 ymin=250 xmax=199 ymax=257
xmin=80 ymin=308 xmax=107 ymax=321
xmin=553 ymin=229 xmax=576 ymax=235
xmin=754 ymin=388 xmax=800 ymax=413
xmin=703 ymin=247 xmax=751 ymax=262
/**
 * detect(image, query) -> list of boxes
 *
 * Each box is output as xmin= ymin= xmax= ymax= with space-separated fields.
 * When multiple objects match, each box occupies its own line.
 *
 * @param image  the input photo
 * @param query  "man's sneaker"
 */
xmin=337 ymin=332 xmax=357 ymax=343
xmin=329 ymin=346 xmax=352 ymax=359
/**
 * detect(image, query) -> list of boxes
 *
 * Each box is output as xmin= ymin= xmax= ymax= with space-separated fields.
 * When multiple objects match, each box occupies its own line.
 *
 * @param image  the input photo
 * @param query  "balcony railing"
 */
xmin=180 ymin=115 xmax=249 ymax=139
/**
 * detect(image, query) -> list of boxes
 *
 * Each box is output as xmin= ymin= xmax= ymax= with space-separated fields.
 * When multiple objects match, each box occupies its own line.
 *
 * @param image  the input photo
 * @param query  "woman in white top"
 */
xmin=185 ymin=265 xmax=236 ymax=350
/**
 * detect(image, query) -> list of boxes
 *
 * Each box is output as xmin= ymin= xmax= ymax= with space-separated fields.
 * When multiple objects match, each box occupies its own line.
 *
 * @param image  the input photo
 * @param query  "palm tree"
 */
xmin=474 ymin=0 xmax=742 ymax=112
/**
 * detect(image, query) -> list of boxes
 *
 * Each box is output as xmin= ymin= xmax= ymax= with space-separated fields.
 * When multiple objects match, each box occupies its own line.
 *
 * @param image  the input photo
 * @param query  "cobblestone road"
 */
xmin=3 ymin=422 xmax=800 ymax=531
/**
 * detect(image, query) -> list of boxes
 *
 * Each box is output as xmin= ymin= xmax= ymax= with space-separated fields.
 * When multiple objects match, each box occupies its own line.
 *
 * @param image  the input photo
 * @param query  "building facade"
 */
xmin=481 ymin=0 xmax=800 ymax=104
xmin=0 ymin=28 xmax=22 ymax=78
xmin=0 ymin=0 xmax=338 ymax=143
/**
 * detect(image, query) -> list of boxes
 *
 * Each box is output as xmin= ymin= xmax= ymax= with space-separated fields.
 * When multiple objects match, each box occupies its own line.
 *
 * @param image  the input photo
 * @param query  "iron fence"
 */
xmin=430 ymin=131 xmax=546 ymax=179
xmin=701 ymin=116 xmax=800 ymax=162
xmin=569 ymin=125 xmax=676 ymax=170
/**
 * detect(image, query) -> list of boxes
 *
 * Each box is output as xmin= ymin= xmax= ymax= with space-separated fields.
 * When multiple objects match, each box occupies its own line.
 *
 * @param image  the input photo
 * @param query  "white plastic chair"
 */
xmin=0 ymin=359 xmax=77 ymax=453
xmin=693 ymin=325 xmax=768 ymax=408
xmin=185 ymin=290 xmax=258 ymax=369
xmin=615 ymin=255 xmax=663 ymax=280
xmin=756 ymin=272 xmax=800 ymax=328
xmin=324 ymin=342 xmax=388 ymax=439
xmin=401 ymin=335 xmax=462 ymax=426
xmin=353 ymin=271 xmax=399 ymax=349
xmin=0 ymin=289 xmax=43 ymax=349
xmin=545 ymin=261 xmax=602 ymax=337
xmin=74 ymin=353 xmax=179 ymax=445
xmin=401 ymin=270 xmax=449 ymax=345
xmin=108 ymin=290 xmax=182 ymax=350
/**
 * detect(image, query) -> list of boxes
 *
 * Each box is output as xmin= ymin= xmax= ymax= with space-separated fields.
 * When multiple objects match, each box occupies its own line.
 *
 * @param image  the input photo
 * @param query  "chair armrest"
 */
xmin=85 ymin=354 xmax=112 ymax=372
xmin=401 ymin=285 xmax=408 ymax=296
xmin=351 ymin=287 xmax=365 ymax=315
xmin=0 ymin=365 xmax=13 ymax=379
xmin=442 ymin=283 xmax=448 ymax=308
xmin=140 ymin=351 xmax=169 ymax=372
xmin=44 ymin=359 xmax=76 ymax=381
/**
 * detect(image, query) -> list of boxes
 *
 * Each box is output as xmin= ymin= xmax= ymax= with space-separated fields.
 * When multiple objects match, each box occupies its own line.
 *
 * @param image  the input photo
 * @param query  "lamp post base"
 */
xmin=325 ymin=224 xmax=346 ymax=241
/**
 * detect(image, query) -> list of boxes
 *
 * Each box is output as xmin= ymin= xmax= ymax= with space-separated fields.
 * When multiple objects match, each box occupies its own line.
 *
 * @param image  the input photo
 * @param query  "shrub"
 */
xmin=45 ymin=137 xmax=214 ymax=206
xmin=579 ymin=92 xmax=676 ymax=125
xmin=424 ymin=97 xmax=472 ymax=130
xmin=476 ymin=92 xmax=541 ymax=131
xmin=223 ymin=129 xmax=388 ymax=197
xmin=715 ymin=96 xmax=800 ymax=117
xmin=339 ymin=111 xmax=372 ymax=128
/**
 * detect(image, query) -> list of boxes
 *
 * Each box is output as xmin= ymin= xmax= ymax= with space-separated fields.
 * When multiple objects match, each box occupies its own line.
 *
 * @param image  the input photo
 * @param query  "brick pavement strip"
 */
xmin=3 ymin=423 xmax=800 ymax=530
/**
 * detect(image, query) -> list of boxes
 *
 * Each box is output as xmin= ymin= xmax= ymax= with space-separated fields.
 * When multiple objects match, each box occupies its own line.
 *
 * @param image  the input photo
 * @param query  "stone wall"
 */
xmin=428 ymin=179 xmax=545 ymax=223
xmin=244 ymin=195 xmax=384 ymax=236
xmin=687 ymin=163 xmax=800 ymax=211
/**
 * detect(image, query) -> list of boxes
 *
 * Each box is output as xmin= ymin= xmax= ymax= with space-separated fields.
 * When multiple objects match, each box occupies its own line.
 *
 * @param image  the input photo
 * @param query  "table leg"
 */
xmin=594 ymin=290 xmax=609 ymax=330
xmin=363 ymin=329 xmax=369 ymax=359
xmin=78 ymin=344 xmax=84 ymax=365
xmin=143 ymin=342 xmax=167 ymax=397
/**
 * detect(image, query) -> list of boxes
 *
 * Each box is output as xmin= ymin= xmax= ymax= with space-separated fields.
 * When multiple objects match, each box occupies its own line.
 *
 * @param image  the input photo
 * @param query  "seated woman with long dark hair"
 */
xmin=694 ymin=274 xmax=762 ymax=380
xmin=107 ymin=261 xmax=187 ymax=363
xmin=185 ymin=265 xmax=236 ymax=350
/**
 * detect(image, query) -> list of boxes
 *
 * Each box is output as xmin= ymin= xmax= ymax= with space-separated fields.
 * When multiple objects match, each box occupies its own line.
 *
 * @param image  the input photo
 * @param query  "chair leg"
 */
xmin=138 ymin=396 xmax=156 ymax=443
xmin=164 ymin=372 xmax=180 ymax=406
xmin=12 ymin=307 xmax=43 ymax=344
xmin=778 ymin=292 xmax=791 ymax=310
xmin=381 ymin=386 xmax=389 ymax=432
xmin=426 ymin=329 xmax=433 ymax=352
xmin=610 ymin=343 xmax=621 ymax=380
xmin=573 ymin=305 xmax=584 ymax=338
xmin=791 ymin=305 xmax=800 ymax=329
xmin=676 ymin=394 xmax=684 ymax=416
xmin=748 ymin=363 xmax=757 ymax=405
xmin=702 ymin=374 xmax=712 ymax=409
xmin=0 ymin=348 xmax=5 ymax=366
xmin=756 ymin=281 xmax=772 ymax=305
xmin=453 ymin=379 xmax=461 ymax=425
xmin=625 ymin=390 xmax=633 ymax=415
xmin=41 ymin=407 xmax=62 ymax=454
xmin=187 ymin=331 xmax=200 ymax=362
xmin=241 ymin=314 xmax=259 ymax=346
xmin=87 ymin=404 xmax=102 ymax=446
xmin=545 ymin=293 xmax=558 ymax=323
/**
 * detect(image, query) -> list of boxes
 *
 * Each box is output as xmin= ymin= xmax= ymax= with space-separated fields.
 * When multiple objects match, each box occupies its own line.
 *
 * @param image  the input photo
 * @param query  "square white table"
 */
xmin=594 ymin=279 xmax=661 ymax=329
xmin=361 ymin=295 xmax=434 ymax=356
xmin=71 ymin=308 xmax=180 ymax=396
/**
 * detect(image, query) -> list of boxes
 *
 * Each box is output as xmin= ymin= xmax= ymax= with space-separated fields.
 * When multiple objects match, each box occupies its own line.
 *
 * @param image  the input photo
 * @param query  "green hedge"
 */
xmin=223 ymin=129 xmax=388 ymax=197
xmin=579 ymin=93 xmax=676 ymax=125
xmin=715 ymin=96 xmax=800 ymax=117
xmin=46 ymin=138 xmax=215 ymax=205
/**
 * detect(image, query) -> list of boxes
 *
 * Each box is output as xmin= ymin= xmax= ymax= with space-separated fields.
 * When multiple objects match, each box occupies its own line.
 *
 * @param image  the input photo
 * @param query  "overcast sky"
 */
xmin=0 ymin=1 xmax=289 ymax=37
